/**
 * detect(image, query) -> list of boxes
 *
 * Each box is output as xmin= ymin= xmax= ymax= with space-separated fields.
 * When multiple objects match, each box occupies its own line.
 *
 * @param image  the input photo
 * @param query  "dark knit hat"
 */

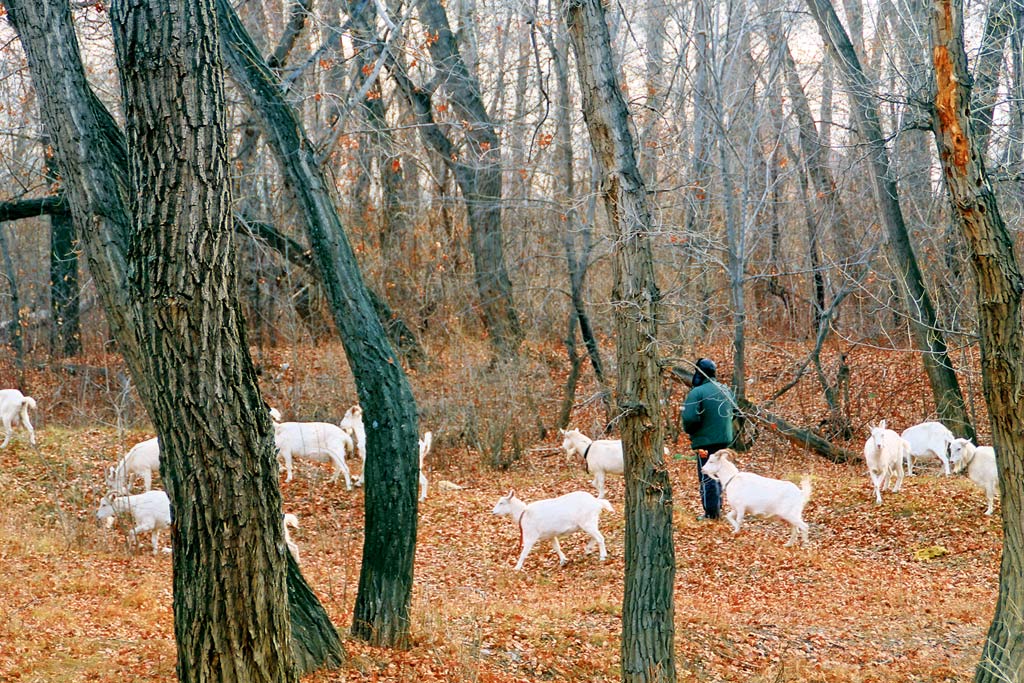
xmin=692 ymin=358 xmax=717 ymax=387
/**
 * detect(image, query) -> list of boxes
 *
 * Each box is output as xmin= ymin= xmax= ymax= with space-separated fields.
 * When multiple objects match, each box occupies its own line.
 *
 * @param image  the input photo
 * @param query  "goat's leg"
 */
xmin=419 ymin=472 xmax=428 ymax=502
xmin=281 ymin=452 xmax=294 ymax=482
xmin=330 ymin=453 xmax=353 ymax=490
xmin=583 ymin=523 xmax=607 ymax=561
xmin=142 ymin=470 xmax=152 ymax=492
xmin=939 ymin=452 xmax=951 ymax=476
xmin=726 ymin=509 xmax=742 ymax=534
xmin=905 ymin=453 xmax=914 ymax=477
xmin=150 ymin=529 xmax=160 ymax=555
xmin=551 ymin=537 xmax=568 ymax=566
xmin=594 ymin=471 xmax=606 ymax=499
xmin=0 ymin=416 xmax=11 ymax=448
xmin=892 ymin=461 xmax=904 ymax=493
xmin=985 ymin=486 xmax=995 ymax=515
xmin=514 ymin=535 xmax=538 ymax=570
xmin=20 ymin=404 xmax=35 ymax=446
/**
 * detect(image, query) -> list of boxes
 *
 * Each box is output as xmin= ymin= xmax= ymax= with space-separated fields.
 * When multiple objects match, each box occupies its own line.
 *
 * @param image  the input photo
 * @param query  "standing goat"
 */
xmin=96 ymin=490 xmax=172 ymax=555
xmin=559 ymin=428 xmax=622 ymax=499
xmin=338 ymin=405 xmax=367 ymax=486
xmin=0 ymin=389 xmax=37 ymax=448
xmin=949 ymin=438 xmax=999 ymax=515
xmin=901 ymin=421 xmax=954 ymax=476
xmin=492 ymin=489 xmax=612 ymax=570
xmin=274 ymin=421 xmax=355 ymax=488
xmin=701 ymin=449 xmax=811 ymax=546
xmin=864 ymin=420 xmax=908 ymax=504
xmin=106 ymin=437 xmax=161 ymax=494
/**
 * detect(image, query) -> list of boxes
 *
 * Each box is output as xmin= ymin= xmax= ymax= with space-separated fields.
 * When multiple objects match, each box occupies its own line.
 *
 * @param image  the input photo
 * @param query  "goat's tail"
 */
xmin=22 ymin=396 xmax=37 ymax=412
xmin=599 ymin=499 xmax=614 ymax=514
xmin=800 ymin=475 xmax=812 ymax=502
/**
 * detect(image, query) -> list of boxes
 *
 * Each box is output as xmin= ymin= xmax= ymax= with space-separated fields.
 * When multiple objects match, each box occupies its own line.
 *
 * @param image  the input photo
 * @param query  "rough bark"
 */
xmin=111 ymin=1 xmax=295 ymax=679
xmin=929 ymin=2 xmax=1024 ymax=680
xmin=0 ymin=223 xmax=23 ymax=364
xmin=563 ymin=1 xmax=676 ymax=680
xmin=5 ymin=0 xmax=342 ymax=672
xmin=216 ymin=0 xmax=420 ymax=648
xmin=804 ymin=0 xmax=976 ymax=442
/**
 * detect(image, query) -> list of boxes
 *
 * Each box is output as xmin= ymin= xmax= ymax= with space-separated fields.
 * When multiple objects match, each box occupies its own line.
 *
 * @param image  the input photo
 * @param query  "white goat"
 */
xmin=492 ymin=489 xmax=613 ymax=571
xmin=106 ymin=437 xmax=161 ymax=494
xmin=274 ymin=421 xmax=354 ymax=488
xmin=267 ymin=405 xmax=283 ymax=423
xmin=864 ymin=420 xmax=907 ymax=504
xmin=95 ymin=490 xmax=172 ymax=555
xmin=338 ymin=405 xmax=367 ymax=486
xmin=901 ymin=421 xmax=954 ymax=476
xmin=418 ymin=430 xmax=433 ymax=501
xmin=283 ymin=513 xmax=301 ymax=563
xmin=700 ymin=448 xmax=812 ymax=546
xmin=559 ymin=428 xmax=622 ymax=499
xmin=949 ymin=438 xmax=999 ymax=515
xmin=0 ymin=389 xmax=37 ymax=448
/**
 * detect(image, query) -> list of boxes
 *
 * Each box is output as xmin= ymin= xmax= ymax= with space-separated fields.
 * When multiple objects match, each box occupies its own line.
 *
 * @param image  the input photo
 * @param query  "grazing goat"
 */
xmin=96 ymin=490 xmax=172 ymax=555
xmin=0 ymin=389 xmax=37 ymax=448
xmin=106 ymin=437 xmax=161 ymax=494
xmin=419 ymin=431 xmax=433 ymax=501
xmin=339 ymin=405 xmax=367 ymax=486
xmin=701 ymin=449 xmax=811 ymax=546
xmin=559 ymin=428 xmax=622 ymax=499
xmin=492 ymin=489 xmax=612 ymax=570
xmin=864 ymin=420 xmax=907 ymax=504
xmin=274 ymin=421 xmax=354 ymax=488
xmin=949 ymin=438 xmax=999 ymax=515
xmin=283 ymin=513 xmax=301 ymax=563
xmin=901 ymin=421 xmax=954 ymax=476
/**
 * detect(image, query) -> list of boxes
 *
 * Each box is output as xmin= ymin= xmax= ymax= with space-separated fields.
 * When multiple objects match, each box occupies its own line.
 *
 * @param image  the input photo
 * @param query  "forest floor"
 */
xmin=0 ymin=340 xmax=1001 ymax=682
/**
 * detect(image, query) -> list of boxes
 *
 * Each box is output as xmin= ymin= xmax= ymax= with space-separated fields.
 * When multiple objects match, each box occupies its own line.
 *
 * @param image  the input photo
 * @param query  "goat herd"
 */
xmin=0 ymin=387 xmax=1001 ymax=570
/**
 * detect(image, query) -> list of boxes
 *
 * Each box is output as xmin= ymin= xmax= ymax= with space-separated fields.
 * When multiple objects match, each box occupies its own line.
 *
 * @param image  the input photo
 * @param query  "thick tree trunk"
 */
xmin=5 ymin=0 xmax=342 ymax=673
xmin=929 ymin=3 xmax=1024 ymax=680
xmin=216 ymin=0 xmax=420 ymax=648
xmin=804 ymin=0 xmax=975 ymax=442
xmin=111 ymin=2 xmax=294 ymax=679
xmin=0 ymin=223 xmax=23 ymax=365
xmin=563 ymin=1 xmax=676 ymax=681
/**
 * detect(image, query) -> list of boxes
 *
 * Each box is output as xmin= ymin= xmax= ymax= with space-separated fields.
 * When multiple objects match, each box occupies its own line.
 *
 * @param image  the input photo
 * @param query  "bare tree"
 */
xmin=930 ymin=4 xmax=1024 ymax=681
xmin=563 ymin=0 xmax=676 ymax=680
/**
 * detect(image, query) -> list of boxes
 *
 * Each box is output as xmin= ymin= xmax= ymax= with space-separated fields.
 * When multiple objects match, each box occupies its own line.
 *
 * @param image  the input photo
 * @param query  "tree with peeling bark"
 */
xmin=3 ymin=0 xmax=343 ymax=677
xmin=929 ymin=1 xmax=1024 ymax=680
xmin=562 ymin=0 xmax=676 ymax=681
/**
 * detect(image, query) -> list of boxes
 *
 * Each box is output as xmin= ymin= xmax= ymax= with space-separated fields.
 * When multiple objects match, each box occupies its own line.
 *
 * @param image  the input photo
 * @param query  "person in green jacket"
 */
xmin=681 ymin=358 xmax=735 ymax=520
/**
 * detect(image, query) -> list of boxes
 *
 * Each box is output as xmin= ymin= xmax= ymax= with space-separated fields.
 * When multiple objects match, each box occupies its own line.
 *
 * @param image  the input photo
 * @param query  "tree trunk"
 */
xmin=929 ymin=3 xmax=1024 ymax=680
xmin=563 ymin=1 xmax=676 ymax=681
xmin=391 ymin=0 xmax=522 ymax=359
xmin=5 ymin=0 xmax=343 ymax=673
xmin=44 ymin=148 xmax=81 ymax=358
xmin=215 ymin=0 xmax=420 ymax=648
xmin=0 ymin=222 xmax=24 ymax=368
xmin=804 ymin=0 xmax=976 ymax=442
xmin=111 ymin=1 xmax=294 ymax=680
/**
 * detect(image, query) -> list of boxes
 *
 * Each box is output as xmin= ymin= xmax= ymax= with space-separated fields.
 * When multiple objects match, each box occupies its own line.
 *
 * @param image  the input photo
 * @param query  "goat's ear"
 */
xmin=879 ymin=419 xmax=887 ymax=430
xmin=507 ymin=488 xmax=515 ymax=499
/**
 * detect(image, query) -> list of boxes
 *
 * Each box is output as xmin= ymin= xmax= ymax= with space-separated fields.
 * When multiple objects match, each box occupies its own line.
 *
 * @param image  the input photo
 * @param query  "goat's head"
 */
xmin=491 ymin=489 xmax=517 ymax=516
xmin=868 ymin=421 xmax=888 ymax=450
xmin=96 ymin=494 xmax=118 ymax=527
xmin=559 ymin=429 xmax=583 ymax=461
xmin=949 ymin=438 xmax=973 ymax=472
xmin=700 ymin=449 xmax=732 ymax=479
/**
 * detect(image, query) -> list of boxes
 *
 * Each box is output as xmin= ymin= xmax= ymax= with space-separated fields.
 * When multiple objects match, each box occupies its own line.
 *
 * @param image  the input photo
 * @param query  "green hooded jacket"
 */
xmin=681 ymin=380 xmax=735 ymax=449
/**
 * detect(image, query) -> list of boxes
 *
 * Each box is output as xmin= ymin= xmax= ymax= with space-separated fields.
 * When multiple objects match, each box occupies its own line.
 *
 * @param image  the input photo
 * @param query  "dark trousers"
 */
xmin=696 ymin=443 xmax=730 ymax=519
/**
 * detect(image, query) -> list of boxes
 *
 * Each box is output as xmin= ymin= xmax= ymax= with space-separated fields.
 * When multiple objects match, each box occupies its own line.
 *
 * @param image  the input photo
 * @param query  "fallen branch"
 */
xmin=738 ymin=397 xmax=858 ymax=463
